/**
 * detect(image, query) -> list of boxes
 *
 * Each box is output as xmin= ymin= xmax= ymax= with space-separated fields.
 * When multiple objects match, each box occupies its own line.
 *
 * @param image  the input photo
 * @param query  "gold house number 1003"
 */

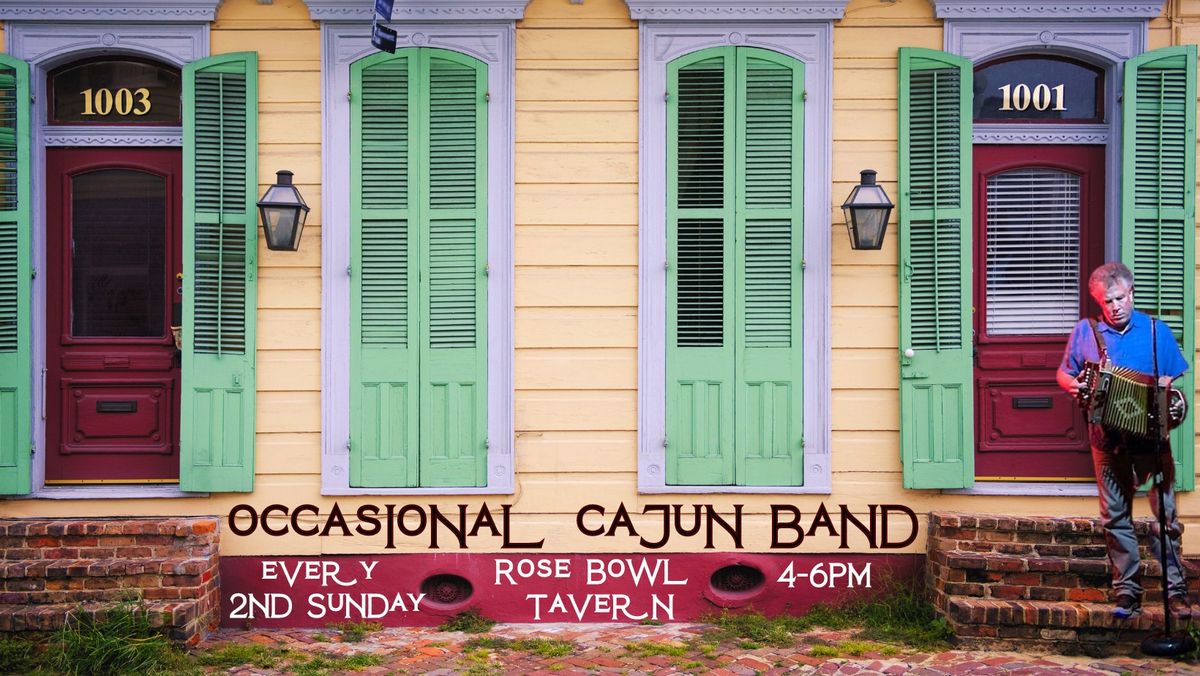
xmin=998 ymin=83 xmax=1067 ymax=112
xmin=79 ymin=87 xmax=152 ymax=116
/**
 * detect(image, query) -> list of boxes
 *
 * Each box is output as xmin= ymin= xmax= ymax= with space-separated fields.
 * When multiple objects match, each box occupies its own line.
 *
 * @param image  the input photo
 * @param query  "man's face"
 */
xmin=1091 ymin=280 xmax=1134 ymax=330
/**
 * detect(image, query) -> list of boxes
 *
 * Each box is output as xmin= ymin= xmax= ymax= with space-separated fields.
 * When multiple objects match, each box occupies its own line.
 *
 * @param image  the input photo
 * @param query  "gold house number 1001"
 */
xmin=80 ymin=87 xmax=152 ymax=116
xmin=998 ymin=83 xmax=1067 ymax=112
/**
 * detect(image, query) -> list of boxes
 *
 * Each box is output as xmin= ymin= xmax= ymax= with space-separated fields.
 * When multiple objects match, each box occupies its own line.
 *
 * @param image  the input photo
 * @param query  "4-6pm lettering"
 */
xmin=776 ymin=562 xmax=872 ymax=589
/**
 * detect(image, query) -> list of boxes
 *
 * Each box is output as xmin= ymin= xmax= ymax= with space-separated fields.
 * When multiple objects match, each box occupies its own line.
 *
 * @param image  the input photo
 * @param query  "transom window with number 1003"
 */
xmin=48 ymin=58 xmax=181 ymax=125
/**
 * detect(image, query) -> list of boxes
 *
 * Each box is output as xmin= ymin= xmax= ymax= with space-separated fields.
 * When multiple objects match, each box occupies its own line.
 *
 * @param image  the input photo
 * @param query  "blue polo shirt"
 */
xmin=1060 ymin=309 xmax=1189 ymax=379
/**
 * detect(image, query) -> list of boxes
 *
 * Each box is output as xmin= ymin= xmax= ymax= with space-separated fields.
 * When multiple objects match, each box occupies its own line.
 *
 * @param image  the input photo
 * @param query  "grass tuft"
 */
xmin=194 ymin=643 xmax=293 ymax=669
xmin=49 ymin=600 xmax=191 ymax=676
xmin=702 ymin=579 xmax=952 ymax=653
xmin=328 ymin=620 xmax=384 ymax=642
xmin=624 ymin=640 xmax=688 ymax=658
xmin=438 ymin=609 xmax=496 ymax=633
xmin=463 ymin=636 xmax=574 ymax=657
xmin=0 ymin=635 xmax=47 ymax=674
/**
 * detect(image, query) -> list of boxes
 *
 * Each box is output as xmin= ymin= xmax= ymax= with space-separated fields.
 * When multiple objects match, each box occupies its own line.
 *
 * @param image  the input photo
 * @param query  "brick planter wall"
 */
xmin=0 ymin=517 xmax=220 ymax=645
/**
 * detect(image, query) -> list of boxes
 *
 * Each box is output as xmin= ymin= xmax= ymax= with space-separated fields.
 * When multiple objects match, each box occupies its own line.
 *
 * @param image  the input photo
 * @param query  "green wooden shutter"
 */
xmin=181 ymin=52 xmax=258 ymax=493
xmin=667 ymin=49 xmax=736 ymax=485
xmin=734 ymin=48 xmax=804 ymax=487
xmin=419 ymin=50 xmax=488 ymax=487
xmin=0 ymin=56 xmax=30 ymax=495
xmin=351 ymin=52 xmax=419 ymax=487
xmin=350 ymin=49 xmax=487 ymax=488
xmin=898 ymin=48 xmax=974 ymax=489
xmin=1121 ymin=45 xmax=1197 ymax=491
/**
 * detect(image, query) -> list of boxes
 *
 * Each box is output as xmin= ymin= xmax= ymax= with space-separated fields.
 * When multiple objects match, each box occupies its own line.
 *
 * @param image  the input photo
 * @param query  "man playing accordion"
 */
xmin=1057 ymin=262 xmax=1190 ymax=620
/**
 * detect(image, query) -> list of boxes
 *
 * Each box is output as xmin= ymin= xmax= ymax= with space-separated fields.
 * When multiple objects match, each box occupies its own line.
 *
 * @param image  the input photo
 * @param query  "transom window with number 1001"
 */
xmin=973 ymin=55 xmax=1103 ymax=122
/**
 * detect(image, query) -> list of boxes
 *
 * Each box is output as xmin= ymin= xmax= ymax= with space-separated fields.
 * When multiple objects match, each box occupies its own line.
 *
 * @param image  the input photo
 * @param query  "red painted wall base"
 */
xmin=220 ymin=553 xmax=922 ymax=627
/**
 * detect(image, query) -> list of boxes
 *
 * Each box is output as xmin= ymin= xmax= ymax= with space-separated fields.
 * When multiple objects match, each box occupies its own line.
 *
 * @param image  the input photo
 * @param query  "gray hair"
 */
xmin=1088 ymin=262 xmax=1134 ymax=294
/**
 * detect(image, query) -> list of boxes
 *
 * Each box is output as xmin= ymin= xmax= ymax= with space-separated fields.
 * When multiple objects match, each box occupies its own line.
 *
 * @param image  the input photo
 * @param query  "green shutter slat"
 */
xmin=181 ymin=52 xmax=258 ymax=493
xmin=428 ymin=55 xmax=478 ymax=209
xmin=428 ymin=218 xmax=477 ymax=349
xmin=1121 ymin=45 xmax=1197 ymax=492
xmin=193 ymin=72 xmax=248 ymax=215
xmin=898 ymin=47 xmax=974 ymax=490
xmin=0 ymin=55 xmax=30 ymax=495
xmin=361 ymin=219 xmax=409 ymax=346
xmin=743 ymin=60 xmax=793 ymax=209
xmin=361 ymin=57 xmax=408 ymax=210
xmin=743 ymin=218 xmax=791 ymax=347
xmin=676 ymin=57 xmax=726 ymax=209
xmin=676 ymin=218 xmax=725 ymax=347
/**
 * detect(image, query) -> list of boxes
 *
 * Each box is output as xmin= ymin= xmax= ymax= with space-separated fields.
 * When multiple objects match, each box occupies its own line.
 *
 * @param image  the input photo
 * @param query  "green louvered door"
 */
xmin=898 ymin=48 xmax=974 ymax=489
xmin=0 ymin=56 xmax=30 ymax=495
xmin=667 ymin=47 xmax=804 ymax=486
xmin=1121 ymin=45 xmax=1197 ymax=491
xmin=351 ymin=49 xmax=487 ymax=488
xmin=181 ymin=53 xmax=258 ymax=493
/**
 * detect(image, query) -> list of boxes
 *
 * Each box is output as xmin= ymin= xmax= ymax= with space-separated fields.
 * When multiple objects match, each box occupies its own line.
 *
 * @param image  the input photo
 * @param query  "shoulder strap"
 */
xmin=1088 ymin=318 xmax=1109 ymax=363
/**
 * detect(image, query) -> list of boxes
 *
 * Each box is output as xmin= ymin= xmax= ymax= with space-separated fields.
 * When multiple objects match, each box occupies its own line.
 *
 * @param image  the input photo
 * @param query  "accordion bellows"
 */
xmin=1079 ymin=361 xmax=1186 ymax=441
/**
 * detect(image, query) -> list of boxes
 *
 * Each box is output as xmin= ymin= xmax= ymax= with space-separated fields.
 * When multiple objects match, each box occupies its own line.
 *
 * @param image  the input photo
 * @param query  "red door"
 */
xmin=45 ymin=148 xmax=183 ymax=483
xmin=973 ymin=144 xmax=1105 ymax=481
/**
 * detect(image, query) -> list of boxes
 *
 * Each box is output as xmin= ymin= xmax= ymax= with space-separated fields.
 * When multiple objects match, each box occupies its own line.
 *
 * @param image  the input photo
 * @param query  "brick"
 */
xmin=1027 ymin=558 xmax=1068 ymax=573
xmin=1067 ymin=587 xmax=1107 ymax=603
xmin=947 ymin=553 xmax=987 ymax=570
xmin=986 ymin=558 xmax=1024 ymax=572
xmin=989 ymin=585 xmax=1027 ymax=600
xmin=944 ymin=582 xmax=985 ymax=597
xmin=1028 ymin=587 xmax=1068 ymax=601
xmin=1004 ymin=573 xmax=1042 ymax=586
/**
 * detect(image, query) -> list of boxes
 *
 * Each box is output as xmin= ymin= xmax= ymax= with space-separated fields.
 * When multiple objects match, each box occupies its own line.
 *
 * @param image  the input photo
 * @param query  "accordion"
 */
xmin=1078 ymin=361 xmax=1188 ymax=441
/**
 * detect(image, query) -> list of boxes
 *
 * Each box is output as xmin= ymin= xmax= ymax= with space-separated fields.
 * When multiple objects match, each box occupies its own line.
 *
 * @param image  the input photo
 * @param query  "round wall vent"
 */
xmin=420 ymin=574 xmax=474 ymax=607
xmin=709 ymin=564 xmax=765 ymax=596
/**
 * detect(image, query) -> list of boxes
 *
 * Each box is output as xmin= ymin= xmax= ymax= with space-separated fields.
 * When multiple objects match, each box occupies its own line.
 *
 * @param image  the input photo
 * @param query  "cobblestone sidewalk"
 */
xmin=199 ymin=622 xmax=1200 ymax=674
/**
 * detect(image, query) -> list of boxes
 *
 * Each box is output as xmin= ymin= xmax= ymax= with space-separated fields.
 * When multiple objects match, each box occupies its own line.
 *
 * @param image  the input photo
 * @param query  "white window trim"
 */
xmin=0 ymin=19 xmax=209 ymax=499
xmin=941 ymin=5 xmax=1151 ymax=497
xmin=636 ymin=17 xmax=840 ymax=494
xmin=319 ymin=23 xmax=516 ymax=495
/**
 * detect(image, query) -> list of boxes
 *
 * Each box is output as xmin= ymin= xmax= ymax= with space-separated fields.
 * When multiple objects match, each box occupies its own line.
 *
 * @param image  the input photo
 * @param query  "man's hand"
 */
xmin=1056 ymin=368 xmax=1084 ymax=398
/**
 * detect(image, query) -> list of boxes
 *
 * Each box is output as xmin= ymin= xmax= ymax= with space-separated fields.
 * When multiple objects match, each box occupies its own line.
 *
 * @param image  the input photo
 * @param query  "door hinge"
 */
xmin=663 ymin=435 xmax=668 ymax=448
xmin=30 ymin=444 xmax=35 ymax=457
xmin=800 ymin=258 xmax=807 ymax=271
xmin=485 ymin=91 xmax=491 ymax=103
xmin=346 ymin=264 xmax=353 ymax=277
xmin=30 ymin=267 xmax=36 ymax=279
xmin=801 ymin=90 xmax=808 ymax=101
xmin=485 ymin=438 xmax=490 ymax=449
xmin=800 ymin=435 xmax=805 ymax=448
xmin=346 ymin=438 xmax=353 ymax=452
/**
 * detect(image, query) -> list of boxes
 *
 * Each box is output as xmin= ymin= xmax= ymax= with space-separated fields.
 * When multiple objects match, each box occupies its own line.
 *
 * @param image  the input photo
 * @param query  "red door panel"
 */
xmin=45 ymin=147 xmax=182 ymax=483
xmin=973 ymin=144 xmax=1105 ymax=481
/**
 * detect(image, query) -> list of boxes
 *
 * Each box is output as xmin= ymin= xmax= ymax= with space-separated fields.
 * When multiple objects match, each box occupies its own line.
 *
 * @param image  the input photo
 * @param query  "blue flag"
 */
xmin=374 ymin=0 xmax=393 ymax=20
